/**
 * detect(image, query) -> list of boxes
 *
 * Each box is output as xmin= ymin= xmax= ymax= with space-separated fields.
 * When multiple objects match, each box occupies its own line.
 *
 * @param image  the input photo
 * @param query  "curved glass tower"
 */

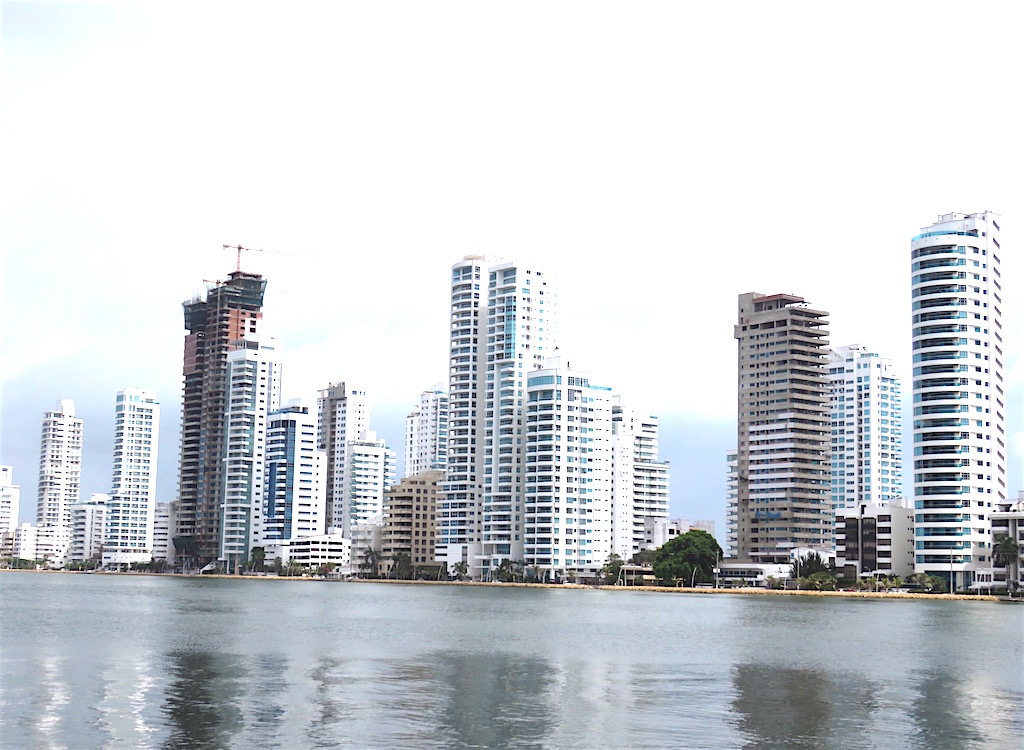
xmin=910 ymin=211 xmax=1006 ymax=592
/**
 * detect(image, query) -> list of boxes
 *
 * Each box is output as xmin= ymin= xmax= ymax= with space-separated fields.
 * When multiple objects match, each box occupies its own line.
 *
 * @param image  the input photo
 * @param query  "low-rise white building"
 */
xmin=644 ymin=518 xmax=717 ymax=551
xmin=1 ymin=466 xmax=21 ymax=534
xmin=266 ymin=532 xmax=351 ymax=570
xmin=990 ymin=491 xmax=1024 ymax=593
xmin=70 ymin=494 xmax=108 ymax=563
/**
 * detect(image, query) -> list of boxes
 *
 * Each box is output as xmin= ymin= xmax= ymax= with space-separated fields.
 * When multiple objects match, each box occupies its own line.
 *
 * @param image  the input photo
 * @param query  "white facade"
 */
xmin=440 ymin=255 xmax=490 ymax=565
xmin=835 ymin=501 xmax=916 ymax=579
xmin=440 ymin=258 xmax=558 ymax=578
xmin=405 ymin=385 xmax=449 ymax=477
xmin=264 ymin=401 xmax=327 ymax=542
xmin=220 ymin=338 xmax=282 ymax=573
xmin=610 ymin=400 xmax=670 ymax=559
xmin=71 ymin=493 xmax=108 ymax=562
xmin=828 ymin=345 xmax=903 ymax=523
xmin=0 ymin=466 xmax=20 ymax=533
xmin=990 ymin=490 xmax=1024 ymax=592
xmin=522 ymin=363 xmax=613 ymax=580
xmin=13 ymin=522 xmax=70 ymax=567
xmin=37 ymin=399 xmax=83 ymax=542
xmin=152 ymin=502 xmax=174 ymax=563
xmin=911 ymin=211 xmax=1006 ymax=591
xmin=318 ymin=382 xmax=370 ymax=529
xmin=340 ymin=430 xmax=396 ymax=537
xmin=644 ymin=518 xmax=716 ymax=551
xmin=268 ymin=532 xmax=351 ymax=569
xmin=103 ymin=388 xmax=160 ymax=567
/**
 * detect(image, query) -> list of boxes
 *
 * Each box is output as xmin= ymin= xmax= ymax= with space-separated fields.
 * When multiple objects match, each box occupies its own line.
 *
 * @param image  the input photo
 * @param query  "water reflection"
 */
xmin=732 ymin=664 xmax=875 ymax=750
xmin=161 ymin=649 xmax=243 ymax=749
xmin=908 ymin=670 xmax=985 ymax=749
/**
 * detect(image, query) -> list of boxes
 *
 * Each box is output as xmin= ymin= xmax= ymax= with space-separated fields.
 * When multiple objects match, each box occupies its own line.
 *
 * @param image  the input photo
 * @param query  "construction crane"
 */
xmin=223 ymin=244 xmax=263 ymax=273
xmin=223 ymin=243 xmax=312 ymax=272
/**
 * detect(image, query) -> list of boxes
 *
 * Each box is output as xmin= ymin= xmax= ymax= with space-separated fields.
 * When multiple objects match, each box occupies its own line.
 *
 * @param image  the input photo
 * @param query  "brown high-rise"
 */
xmin=174 ymin=271 xmax=267 ymax=567
xmin=734 ymin=292 xmax=830 ymax=565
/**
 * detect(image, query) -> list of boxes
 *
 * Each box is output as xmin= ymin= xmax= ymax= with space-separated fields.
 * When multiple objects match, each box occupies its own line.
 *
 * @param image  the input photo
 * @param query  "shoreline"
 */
xmin=1 ymin=568 xmax=1011 ymax=601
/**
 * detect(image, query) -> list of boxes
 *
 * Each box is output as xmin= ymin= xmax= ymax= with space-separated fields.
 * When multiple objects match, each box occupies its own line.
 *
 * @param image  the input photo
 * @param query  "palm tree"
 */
xmin=993 ymin=535 xmax=1020 ymax=593
xmin=360 ymin=547 xmax=383 ymax=579
xmin=452 ymin=561 xmax=468 ymax=581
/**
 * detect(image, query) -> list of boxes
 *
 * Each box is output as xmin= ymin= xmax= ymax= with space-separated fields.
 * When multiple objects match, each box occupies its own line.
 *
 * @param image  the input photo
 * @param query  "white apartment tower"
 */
xmin=523 ymin=362 xmax=613 ymax=580
xmin=0 ymin=466 xmax=20 ymax=534
xmin=828 ymin=346 xmax=903 ymax=516
xmin=405 ymin=385 xmax=449 ymax=477
xmin=734 ymin=293 xmax=831 ymax=565
xmin=220 ymin=337 xmax=282 ymax=573
xmin=340 ymin=430 xmax=396 ymax=536
xmin=725 ymin=449 xmax=738 ymax=558
xmin=610 ymin=400 xmax=670 ymax=559
xmin=37 ymin=399 xmax=83 ymax=535
xmin=103 ymin=387 xmax=160 ymax=568
xmin=911 ymin=211 xmax=1006 ymax=592
xmin=318 ymin=382 xmax=369 ymax=530
xmin=440 ymin=256 xmax=558 ymax=578
xmin=264 ymin=401 xmax=327 ymax=542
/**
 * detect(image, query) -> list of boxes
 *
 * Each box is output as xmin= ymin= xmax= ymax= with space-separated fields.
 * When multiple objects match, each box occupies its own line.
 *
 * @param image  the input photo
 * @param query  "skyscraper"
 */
xmin=220 ymin=337 xmax=281 ymax=573
xmin=733 ymin=293 xmax=830 ymax=565
xmin=265 ymin=400 xmax=326 ymax=542
xmin=610 ymin=399 xmax=670 ymax=559
xmin=827 ymin=345 xmax=903 ymax=514
xmin=439 ymin=257 xmax=557 ymax=578
xmin=404 ymin=385 xmax=449 ymax=477
xmin=176 ymin=270 xmax=267 ymax=567
xmin=339 ymin=430 xmax=396 ymax=536
xmin=523 ymin=360 xmax=613 ymax=580
xmin=103 ymin=388 xmax=160 ymax=568
xmin=37 ymin=399 xmax=83 ymax=553
xmin=317 ymin=382 xmax=369 ymax=530
xmin=911 ymin=211 xmax=1006 ymax=591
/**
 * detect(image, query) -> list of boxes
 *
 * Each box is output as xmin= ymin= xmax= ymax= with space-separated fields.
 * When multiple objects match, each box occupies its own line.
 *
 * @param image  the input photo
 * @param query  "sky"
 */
xmin=3 ymin=2 xmax=1024 ymax=546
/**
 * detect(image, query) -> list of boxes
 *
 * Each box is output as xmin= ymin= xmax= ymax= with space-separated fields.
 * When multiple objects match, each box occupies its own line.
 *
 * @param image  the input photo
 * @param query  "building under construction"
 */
xmin=174 ymin=270 xmax=267 ymax=568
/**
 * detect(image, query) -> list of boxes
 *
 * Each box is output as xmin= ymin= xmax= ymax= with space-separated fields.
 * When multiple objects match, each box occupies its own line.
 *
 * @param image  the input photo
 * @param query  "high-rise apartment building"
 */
xmin=405 ymin=385 xmax=449 ymax=477
xmin=220 ymin=338 xmax=281 ymax=573
xmin=340 ymin=430 xmax=396 ymax=537
xmin=610 ymin=399 xmax=670 ymax=559
xmin=828 ymin=346 xmax=903 ymax=517
xmin=734 ymin=293 xmax=830 ymax=565
xmin=318 ymin=382 xmax=369 ymax=530
xmin=523 ymin=361 xmax=613 ymax=580
xmin=265 ymin=401 xmax=326 ymax=542
xmin=37 ymin=399 xmax=82 ymax=562
xmin=176 ymin=270 xmax=267 ymax=566
xmin=103 ymin=388 xmax=160 ymax=568
xmin=0 ymin=466 xmax=20 ymax=533
xmin=911 ymin=211 xmax=1006 ymax=591
xmin=382 ymin=469 xmax=443 ymax=573
xmin=439 ymin=257 xmax=557 ymax=578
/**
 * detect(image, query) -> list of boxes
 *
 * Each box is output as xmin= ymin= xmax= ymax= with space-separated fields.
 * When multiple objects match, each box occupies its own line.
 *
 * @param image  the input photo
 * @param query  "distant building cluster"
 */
xmin=4 ymin=211 xmax=1022 ymax=593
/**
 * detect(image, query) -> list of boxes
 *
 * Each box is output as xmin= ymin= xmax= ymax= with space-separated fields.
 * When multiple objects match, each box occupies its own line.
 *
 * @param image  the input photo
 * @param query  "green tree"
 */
xmin=249 ymin=546 xmax=266 ymax=573
xmin=360 ymin=548 xmax=383 ymax=578
xmin=601 ymin=553 xmax=625 ymax=585
xmin=390 ymin=552 xmax=414 ymax=580
xmin=452 ymin=561 xmax=468 ymax=581
xmin=993 ymin=534 xmax=1020 ymax=593
xmin=790 ymin=551 xmax=831 ymax=580
xmin=652 ymin=530 xmax=723 ymax=587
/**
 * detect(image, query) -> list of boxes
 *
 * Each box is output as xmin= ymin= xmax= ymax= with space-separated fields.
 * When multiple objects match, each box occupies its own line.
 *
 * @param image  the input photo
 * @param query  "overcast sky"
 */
xmin=3 ymin=2 xmax=1023 ymax=544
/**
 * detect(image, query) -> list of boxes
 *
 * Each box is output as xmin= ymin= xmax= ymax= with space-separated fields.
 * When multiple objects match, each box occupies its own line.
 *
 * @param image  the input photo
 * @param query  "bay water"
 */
xmin=1 ymin=572 xmax=1021 ymax=749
